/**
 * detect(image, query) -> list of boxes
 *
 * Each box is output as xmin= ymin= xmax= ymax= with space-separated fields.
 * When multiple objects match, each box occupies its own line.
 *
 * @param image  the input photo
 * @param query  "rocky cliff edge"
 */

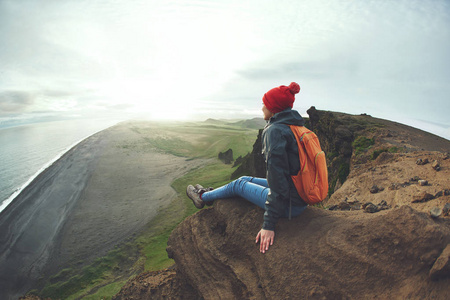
xmin=114 ymin=199 xmax=450 ymax=299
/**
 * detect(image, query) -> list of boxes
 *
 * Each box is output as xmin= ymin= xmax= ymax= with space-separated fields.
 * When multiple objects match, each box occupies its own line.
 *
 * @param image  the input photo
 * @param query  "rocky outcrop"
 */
xmin=218 ymin=148 xmax=233 ymax=164
xmin=115 ymin=199 xmax=450 ymax=299
xmin=308 ymin=108 xmax=362 ymax=196
xmin=429 ymin=244 xmax=450 ymax=281
xmin=231 ymin=129 xmax=266 ymax=179
xmin=112 ymin=268 xmax=199 ymax=299
xmin=232 ymin=155 xmax=246 ymax=168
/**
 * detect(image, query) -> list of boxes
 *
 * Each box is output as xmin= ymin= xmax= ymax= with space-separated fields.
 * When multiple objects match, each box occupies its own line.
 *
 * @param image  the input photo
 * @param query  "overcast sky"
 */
xmin=0 ymin=0 xmax=449 ymax=139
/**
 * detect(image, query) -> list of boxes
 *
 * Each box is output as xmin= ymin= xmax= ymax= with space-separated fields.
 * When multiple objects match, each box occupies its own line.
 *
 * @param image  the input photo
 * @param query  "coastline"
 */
xmin=0 ymin=121 xmax=207 ymax=300
xmin=0 ymin=121 xmax=120 ymax=214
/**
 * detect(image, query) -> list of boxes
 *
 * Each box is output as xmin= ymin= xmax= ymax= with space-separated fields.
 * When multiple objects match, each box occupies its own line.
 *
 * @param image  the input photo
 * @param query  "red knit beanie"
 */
xmin=262 ymin=82 xmax=300 ymax=113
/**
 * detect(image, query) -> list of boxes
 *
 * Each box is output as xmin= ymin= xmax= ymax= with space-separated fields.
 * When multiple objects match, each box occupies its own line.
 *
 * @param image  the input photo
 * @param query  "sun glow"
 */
xmin=74 ymin=1 xmax=259 ymax=121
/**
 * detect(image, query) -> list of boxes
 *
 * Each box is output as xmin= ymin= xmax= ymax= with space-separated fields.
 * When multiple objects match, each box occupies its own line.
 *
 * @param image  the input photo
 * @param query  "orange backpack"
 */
xmin=289 ymin=125 xmax=328 ymax=205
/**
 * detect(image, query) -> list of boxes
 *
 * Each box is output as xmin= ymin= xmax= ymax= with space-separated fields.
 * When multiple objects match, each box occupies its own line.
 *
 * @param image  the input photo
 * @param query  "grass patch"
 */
xmin=141 ymin=232 xmax=174 ymax=271
xmin=143 ymin=136 xmax=194 ymax=157
xmin=371 ymin=148 xmax=386 ymax=160
xmin=39 ymin=244 xmax=137 ymax=299
xmin=326 ymin=151 xmax=338 ymax=160
xmin=338 ymin=162 xmax=350 ymax=183
xmin=388 ymin=146 xmax=402 ymax=153
xmin=370 ymin=146 xmax=403 ymax=160
xmin=80 ymin=281 xmax=126 ymax=300
xmin=352 ymin=136 xmax=375 ymax=156
xmin=119 ymin=122 xmax=257 ymax=160
xmin=328 ymin=157 xmax=350 ymax=197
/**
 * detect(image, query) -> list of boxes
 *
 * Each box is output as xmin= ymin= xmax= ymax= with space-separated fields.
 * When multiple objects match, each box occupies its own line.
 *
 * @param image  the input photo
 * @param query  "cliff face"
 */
xmin=167 ymin=201 xmax=450 ymax=299
xmin=231 ymin=129 xmax=266 ymax=179
xmin=113 ymin=111 xmax=450 ymax=300
xmin=115 ymin=199 xmax=450 ymax=299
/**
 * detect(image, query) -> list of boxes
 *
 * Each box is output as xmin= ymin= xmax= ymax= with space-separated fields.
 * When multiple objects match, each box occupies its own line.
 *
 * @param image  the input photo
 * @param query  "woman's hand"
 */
xmin=255 ymin=229 xmax=275 ymax=253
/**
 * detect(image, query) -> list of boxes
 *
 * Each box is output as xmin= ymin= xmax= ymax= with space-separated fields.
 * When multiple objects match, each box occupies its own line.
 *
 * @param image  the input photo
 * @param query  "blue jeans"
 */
xmin=201 ymin=176 xmax=306 ymax=218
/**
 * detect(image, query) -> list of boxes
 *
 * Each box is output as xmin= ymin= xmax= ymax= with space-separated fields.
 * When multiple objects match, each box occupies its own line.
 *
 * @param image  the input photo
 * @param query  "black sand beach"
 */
xmin=0 ymin=122 xmax=206 ymax=299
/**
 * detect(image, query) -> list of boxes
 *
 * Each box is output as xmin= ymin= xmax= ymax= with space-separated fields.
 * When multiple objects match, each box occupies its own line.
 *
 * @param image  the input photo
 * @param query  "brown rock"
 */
xmin=418 ymin=180 xmax=428 ymax=186
xmin=364 ymin=203 xmax=378 ymax=213
xmin=429 ymin=244 xmax=450 ymax=281
xmin=218 ymin=148 xmax=233 ymax=164
xmin=164 ymin=201 xmax=450 ymax=299
xmin=327 ymin=205 xmax=339 ymax=211
xmin=378 ymin=200 xmax=390 ymax=211
xmin=347 ymin=199 xmax=360 ymax=205
xmin=416 ymin=158 xmax=429 ymax=165
xmin=432 ymin=160 xmax=441 ymax=171
xmin=443 ymin=203 xmax=450 ymax=216
xmin=389 ymin=183 xmax=400 ymax=190
xmin=412 ymin=192 xmax=435 ymax=203
xmin=430 ymin=207 xmax=442 ymax=218
xmin=338 ymin=201 xmax=351 ymax=210
xmin=370 ymin=185 xmax=381 ymax=194
xmin=113 ymin=268 xmax=200 ymax=300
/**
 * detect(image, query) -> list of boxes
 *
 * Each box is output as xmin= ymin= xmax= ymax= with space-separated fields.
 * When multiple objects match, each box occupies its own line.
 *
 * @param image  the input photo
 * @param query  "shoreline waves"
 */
xmin=0 ymin=122 xmax=119 ymax=215
xmin=0 ymin=119 xmax=121 ymax=214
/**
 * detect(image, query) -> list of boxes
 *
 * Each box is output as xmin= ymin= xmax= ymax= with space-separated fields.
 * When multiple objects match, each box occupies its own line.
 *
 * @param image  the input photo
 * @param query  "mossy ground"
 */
xmin=33 ymin=120 xmax=258 ymax=300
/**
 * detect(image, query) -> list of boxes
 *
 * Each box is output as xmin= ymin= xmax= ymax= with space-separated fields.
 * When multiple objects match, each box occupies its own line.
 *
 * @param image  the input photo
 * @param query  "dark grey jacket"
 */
xmin=262 ymin=108 xmax=307 ymax=230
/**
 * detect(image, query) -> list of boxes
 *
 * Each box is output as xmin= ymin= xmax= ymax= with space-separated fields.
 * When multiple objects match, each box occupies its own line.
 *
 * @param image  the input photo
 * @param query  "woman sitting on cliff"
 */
xmin=186 ymin=82 xmax=306 ymax=254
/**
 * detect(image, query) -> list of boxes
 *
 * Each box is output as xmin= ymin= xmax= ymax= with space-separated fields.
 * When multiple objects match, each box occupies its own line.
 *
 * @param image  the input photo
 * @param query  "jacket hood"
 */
xmin=266 ymin=108 xmax=304 ymax=127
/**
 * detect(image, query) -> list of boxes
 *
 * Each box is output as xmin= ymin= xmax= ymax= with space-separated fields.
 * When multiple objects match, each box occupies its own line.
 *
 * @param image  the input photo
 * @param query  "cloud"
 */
xmin=106 ymin=103 xmax=135 ymax=110
xmin=0 ymin=91 xmax=35 ymax=113
xmin=40 ymin=90 xmax=77 ymax=98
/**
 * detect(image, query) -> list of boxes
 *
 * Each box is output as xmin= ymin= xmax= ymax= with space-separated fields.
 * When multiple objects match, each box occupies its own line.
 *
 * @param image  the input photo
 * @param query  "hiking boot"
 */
xmin=194 ymin=184 xmax=214 ymax=193
xmin=186 ymin=185 xmax=204 ymax=209
xmin=194 ymin=184 xmax=215 ymax=206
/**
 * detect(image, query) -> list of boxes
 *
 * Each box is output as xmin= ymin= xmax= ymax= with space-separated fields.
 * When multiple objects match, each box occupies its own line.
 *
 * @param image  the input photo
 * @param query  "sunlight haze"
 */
xmin=0 ymin=0 xmax=449 ymax=138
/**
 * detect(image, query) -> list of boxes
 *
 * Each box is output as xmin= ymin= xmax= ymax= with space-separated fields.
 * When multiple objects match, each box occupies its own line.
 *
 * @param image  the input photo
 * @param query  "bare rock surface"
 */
xmin=429 ymin=244 xmax=450 ymax=281
xmin=112 ymin=268 xmax=199 ymax=300
xmin=114 ymin=199 xmax=450 ymax=299
xmin=328 ymin=151 xmax=450 ymax=215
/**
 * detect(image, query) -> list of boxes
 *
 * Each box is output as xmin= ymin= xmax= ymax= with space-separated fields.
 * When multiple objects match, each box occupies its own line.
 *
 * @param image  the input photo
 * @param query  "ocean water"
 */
xmin=0 ymin=119 xmax=120 ymax=213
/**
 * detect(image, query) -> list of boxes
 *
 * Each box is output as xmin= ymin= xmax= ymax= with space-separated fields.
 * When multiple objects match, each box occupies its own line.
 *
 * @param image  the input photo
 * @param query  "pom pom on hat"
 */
xmin=288 ymin=82 xmax=300 ymax=94
xmin=263 ymin=82 xmax=300 ymax=114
